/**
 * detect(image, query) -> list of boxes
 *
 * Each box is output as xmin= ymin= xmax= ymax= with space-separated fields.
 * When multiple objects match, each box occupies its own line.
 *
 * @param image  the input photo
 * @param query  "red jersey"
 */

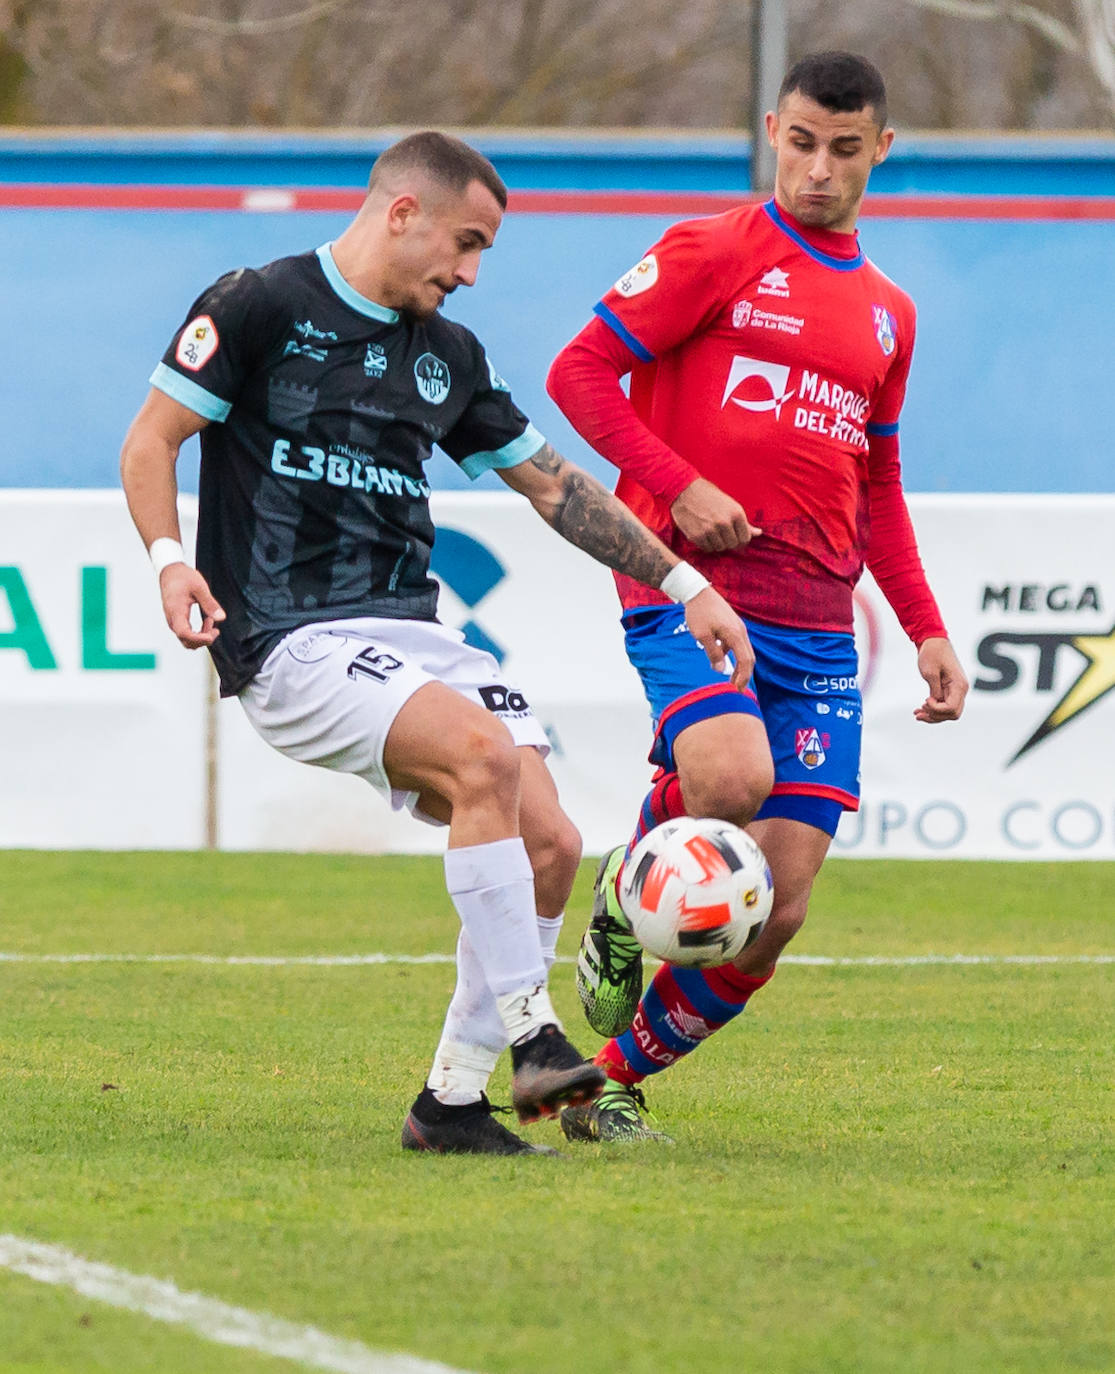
xmin=548 ymin=199 xmax=945 ymax=642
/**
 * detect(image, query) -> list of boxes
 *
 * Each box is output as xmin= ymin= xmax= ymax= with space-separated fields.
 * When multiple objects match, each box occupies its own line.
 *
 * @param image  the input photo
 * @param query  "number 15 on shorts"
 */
xmin=347 ymin=646 xmax=404 ymax=684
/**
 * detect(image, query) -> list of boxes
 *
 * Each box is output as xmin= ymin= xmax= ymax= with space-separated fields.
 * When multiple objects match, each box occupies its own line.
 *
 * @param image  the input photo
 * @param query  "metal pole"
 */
xmin=750 ymin=0 xmax=788 ymax=193
xmin=205 ymin=659 xmax=219 ymax=850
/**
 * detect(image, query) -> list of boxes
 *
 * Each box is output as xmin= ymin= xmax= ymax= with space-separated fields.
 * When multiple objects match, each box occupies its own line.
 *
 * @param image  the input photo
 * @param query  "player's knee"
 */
xmin=527 ymin=815 xmax=582 ymax=911
xmin=766 ymin=899 xmax=808 ymax=947
xmin=452 ymin=721 xmax=520 ymax=804
xmin=681 ymin=760 xmax=773 ymax=827
xmin=733 ymin=895 xmax=808 ymax=974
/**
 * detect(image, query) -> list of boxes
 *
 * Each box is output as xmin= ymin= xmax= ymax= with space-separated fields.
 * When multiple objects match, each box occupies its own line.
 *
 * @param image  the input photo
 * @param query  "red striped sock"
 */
xmin=597 ymin=961 xmax=774 ymax=1085
xmin=630 ymin=768 xmax=687 ymax=849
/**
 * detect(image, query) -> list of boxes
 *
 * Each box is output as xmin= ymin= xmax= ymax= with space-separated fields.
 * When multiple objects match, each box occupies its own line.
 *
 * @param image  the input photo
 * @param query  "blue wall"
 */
xmin=3 ymin=133 xmax=1113 ymax=495
xmin=4 ymin=130 xmax=1115 ymax=194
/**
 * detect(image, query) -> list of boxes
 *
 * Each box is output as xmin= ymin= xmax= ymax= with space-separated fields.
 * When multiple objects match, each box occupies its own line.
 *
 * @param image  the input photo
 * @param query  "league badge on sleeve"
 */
xmin=872 ymin=305 xmax=897 ymax=357
xmin=614 ymin=254 xmax=659 ymax=298
xmin=175 ymin=315 xmax=220 ymax=372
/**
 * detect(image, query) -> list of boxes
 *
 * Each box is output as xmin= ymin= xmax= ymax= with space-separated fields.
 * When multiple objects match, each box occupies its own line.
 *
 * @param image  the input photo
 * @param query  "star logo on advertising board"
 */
xmin=1010 ymin=621 xmax=1115 ymax=763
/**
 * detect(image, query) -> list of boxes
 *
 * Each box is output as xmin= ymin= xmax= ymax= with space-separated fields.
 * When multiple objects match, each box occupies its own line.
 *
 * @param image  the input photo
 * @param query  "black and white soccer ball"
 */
xmin=617 ymin=817 xmax=774 ymax=967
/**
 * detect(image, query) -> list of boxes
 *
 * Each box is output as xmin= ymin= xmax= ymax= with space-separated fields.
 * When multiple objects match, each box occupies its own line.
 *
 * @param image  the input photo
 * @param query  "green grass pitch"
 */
xmin=1 ymin=851 xmax=1112 ymax=1373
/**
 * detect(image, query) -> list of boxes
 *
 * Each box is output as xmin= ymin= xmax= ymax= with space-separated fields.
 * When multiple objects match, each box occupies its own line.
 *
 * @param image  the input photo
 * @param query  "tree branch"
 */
xmin=902 ymin=0 xmax=1081 ymax=51
xmin=168 ymin=0 xmax=367 ymax=37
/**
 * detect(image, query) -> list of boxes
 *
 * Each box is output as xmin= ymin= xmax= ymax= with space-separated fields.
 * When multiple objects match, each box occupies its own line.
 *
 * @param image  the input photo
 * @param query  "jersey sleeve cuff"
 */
xmin=458 ymin=423 xmax=547 ymax=480
xmin=592 ymin=302 xmax=655 ymax=364
xmin=150 ymin=363 xmax=233 ymax=423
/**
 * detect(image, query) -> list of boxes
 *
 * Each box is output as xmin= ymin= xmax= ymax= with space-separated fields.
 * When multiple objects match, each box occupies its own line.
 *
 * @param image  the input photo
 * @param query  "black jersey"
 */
xmin=151 ymin=243 xmax=544 ymax=695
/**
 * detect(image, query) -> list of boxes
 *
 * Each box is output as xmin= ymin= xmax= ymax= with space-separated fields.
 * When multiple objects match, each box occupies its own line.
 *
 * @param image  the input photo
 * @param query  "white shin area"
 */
xmin=427 ymin=886 xmax=565 ymax=1106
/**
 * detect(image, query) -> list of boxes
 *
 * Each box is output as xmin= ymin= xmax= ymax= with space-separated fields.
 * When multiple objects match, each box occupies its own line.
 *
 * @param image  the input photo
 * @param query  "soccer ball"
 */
xmin=616 ymin=817 xmax=773 ymax=967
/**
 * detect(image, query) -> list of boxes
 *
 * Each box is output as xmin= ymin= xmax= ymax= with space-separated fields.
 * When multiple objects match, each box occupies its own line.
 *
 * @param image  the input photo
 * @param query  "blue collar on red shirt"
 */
xmin=764 ymin=199 xmax=865 ymax=272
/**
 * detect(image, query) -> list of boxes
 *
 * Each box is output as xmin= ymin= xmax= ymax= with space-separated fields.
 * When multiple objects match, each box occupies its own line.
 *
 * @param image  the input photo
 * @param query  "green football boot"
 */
xmin=560 ymin=1080 xmax=674 ymax=1145
xmin=576 ymin=845 xmax=644 ymax=1037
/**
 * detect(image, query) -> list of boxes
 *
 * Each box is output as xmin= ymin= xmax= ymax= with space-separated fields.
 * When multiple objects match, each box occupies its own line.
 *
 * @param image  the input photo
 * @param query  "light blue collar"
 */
xmin=315 ymin=243 xmax=399 ymax=323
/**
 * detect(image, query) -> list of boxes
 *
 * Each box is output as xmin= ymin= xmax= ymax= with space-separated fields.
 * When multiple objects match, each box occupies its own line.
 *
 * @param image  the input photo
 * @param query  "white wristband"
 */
xmin=149 ymin=537 xmax=186 ymax=579
xmin=660 ymin=561 xmax=711 ymax=604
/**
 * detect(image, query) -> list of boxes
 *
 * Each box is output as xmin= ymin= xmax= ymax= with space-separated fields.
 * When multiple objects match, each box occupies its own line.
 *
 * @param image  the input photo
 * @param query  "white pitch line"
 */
xmin=0 ymin=952 xmax=458 ymax=966
xmin=781 ymin=953 xmax=1115 ymax=966
xmin=0 ymin=1234 xmax=479 ymax=1374
xmin=0 ymin=952 xmax=1112 ymax=967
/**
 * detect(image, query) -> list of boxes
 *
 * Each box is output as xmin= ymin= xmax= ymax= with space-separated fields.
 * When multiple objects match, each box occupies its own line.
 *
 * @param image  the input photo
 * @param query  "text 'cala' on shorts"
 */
xmin=622 ymin=604 xmax=862 ymax=837
xmin=238 ymin=617 xmax=549 ymax=825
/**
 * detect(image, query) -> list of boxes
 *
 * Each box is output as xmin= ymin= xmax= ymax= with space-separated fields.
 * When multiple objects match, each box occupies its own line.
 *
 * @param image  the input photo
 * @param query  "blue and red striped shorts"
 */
xmin=622 ymin=604 xmax=862 ymax=837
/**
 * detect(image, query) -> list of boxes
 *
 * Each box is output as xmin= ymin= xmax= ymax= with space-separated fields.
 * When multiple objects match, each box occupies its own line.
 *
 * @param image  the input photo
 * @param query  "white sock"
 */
xmin=427 ymin=930 xmax=504 ymax=1106
xmin=537 ymin=913 xmax=564 ymax=971
xmin=443 ymin=838 xmax=554 ymax=1045
xmin=428 ymin=913 xmax=566 ymax=1106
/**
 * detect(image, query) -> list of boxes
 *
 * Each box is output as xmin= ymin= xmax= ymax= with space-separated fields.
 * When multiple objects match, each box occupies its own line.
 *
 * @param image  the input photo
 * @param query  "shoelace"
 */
xmin=600 ymin=1083 xmax=649 ymax=1120
xmin=592 ymin=913 xmax=643 ymax=981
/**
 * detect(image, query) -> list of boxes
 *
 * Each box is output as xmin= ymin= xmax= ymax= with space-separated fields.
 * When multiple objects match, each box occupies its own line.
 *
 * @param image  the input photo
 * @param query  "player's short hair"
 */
xmin=368 ymin=131 xmax=508 ymax=210
xmin=778 ymin=51 xmax=888 ymax=129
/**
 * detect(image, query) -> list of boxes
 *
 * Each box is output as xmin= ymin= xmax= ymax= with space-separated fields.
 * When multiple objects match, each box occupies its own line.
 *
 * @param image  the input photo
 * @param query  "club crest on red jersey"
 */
xmin=732 ymin=299 xmax=753 ymax=328
xmin=872 ymin=305 xmax=897 ymax=356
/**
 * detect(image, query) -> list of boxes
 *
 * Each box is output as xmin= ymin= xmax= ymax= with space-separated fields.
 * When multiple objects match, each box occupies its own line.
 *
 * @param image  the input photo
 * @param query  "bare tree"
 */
xmin=898 ymin=0 xmax=1115 ymax=120
xmin=0 ymin=0 xmax=1112 ymax=128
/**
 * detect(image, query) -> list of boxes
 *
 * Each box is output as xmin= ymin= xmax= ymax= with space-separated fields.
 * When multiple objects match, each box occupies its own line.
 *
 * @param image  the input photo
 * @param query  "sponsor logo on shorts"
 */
xmin=478 ymin=684 xmax=532 ymax=718
xmin=287 ymin=632 xmax=347 ymax=663
xmin=795 ymin=726 xmax=829 ymax=769
xmin=175 ymin=315 xmax=219 ymax=371
xmin=414 ymin=352 xmax=451 ymax=404
xmin=803 ymin=673 xmax=859 ymax=694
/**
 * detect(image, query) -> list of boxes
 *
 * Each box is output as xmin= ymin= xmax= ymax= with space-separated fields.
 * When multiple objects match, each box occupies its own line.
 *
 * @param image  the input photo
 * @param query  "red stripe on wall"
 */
xmin=0 ymin=183 xmax=364 ymax=211
xmin=1 ymin=183 xmax=1114 ymax=219
xmin=515 ymin=190 xmax=1115 ymax=219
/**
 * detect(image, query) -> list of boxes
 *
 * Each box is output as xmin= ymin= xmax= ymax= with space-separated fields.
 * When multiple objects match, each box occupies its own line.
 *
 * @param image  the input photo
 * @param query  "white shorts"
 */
xmin=239 ymin=617 xmax=550 ymax=825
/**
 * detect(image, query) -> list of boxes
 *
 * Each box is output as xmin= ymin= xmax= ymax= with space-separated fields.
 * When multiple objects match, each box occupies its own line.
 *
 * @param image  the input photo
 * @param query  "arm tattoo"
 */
xmin=529 ymin=444 xmax=674 ymax=588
